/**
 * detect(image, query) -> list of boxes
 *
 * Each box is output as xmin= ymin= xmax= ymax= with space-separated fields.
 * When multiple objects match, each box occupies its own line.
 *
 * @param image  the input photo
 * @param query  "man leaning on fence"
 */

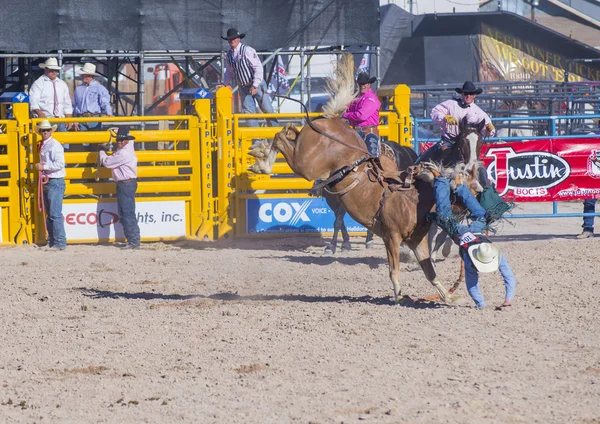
xmin=217 ymin=28 xmax=277 ymax=127
xmin=99 ymin=126 xmax=141 ymax=250
xmin=29 ymin=58 xmax=74 ymax=132
xmin=73 ymin=63 xmax=113 ymax=132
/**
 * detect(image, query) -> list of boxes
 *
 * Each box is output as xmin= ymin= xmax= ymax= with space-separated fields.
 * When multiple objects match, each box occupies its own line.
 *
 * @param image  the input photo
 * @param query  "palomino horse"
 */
xmin=249 ymin=54 xmax=456 ymax=303
xmin=322 ymin=141 xmax=418 ymax=255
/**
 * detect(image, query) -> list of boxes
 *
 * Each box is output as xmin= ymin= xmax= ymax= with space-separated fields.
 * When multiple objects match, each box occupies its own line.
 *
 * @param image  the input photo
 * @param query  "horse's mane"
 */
xmin=322 ymin=53 xmax=357 ymax=118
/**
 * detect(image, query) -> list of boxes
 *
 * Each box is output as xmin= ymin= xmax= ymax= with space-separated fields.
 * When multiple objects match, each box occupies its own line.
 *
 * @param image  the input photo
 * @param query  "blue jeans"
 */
xmin=241 ymin=81 xmax=278 ymax=127
xmin=463 ymin=251 xmax=516 ymax=308
xmin=116 ymin=180 xmax=140 ymax=246
xmin=582 ymin=199 xmax=597 ymax=232
xmin=434 ymin=177 xmax=487 ymax=236
xmin=43 ymin=178 xmax=67 ymax=248
xmin=78 ymin=122 xmax=102 ymax=131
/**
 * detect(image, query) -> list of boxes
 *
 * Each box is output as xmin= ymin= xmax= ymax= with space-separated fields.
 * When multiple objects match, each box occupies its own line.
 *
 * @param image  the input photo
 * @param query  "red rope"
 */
xmin=37 ymin=170 xmax=49 ymax=239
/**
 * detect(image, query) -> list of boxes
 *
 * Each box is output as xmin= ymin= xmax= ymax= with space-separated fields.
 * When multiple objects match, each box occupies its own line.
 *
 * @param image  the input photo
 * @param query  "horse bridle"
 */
xmin=272 ymin=93 xmax=372 ymax=156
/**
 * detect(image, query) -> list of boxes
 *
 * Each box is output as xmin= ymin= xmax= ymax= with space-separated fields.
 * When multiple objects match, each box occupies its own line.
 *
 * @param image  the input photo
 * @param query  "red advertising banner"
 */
xmin=481 ymin=138 xmax=600 ymax=202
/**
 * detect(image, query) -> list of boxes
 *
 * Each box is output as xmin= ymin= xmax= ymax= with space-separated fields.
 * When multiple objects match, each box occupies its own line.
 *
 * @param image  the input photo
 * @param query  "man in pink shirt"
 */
xmin=430 ymin=80 xmax=495 ymax=141
xmin=343 ymin=73 xmax=382 ymax=156
xmin=343 ymin=72 xmax=381 ymax=133
xmin=417 ymin=81 xmax=495 ymax=170
xmin=99 ymin=126 xmax=140 ymax=249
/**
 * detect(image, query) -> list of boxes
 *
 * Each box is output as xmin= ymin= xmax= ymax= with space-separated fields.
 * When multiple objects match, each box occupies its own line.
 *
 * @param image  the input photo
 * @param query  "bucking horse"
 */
xmin=249 ymin=53 xmax=457 ymax=304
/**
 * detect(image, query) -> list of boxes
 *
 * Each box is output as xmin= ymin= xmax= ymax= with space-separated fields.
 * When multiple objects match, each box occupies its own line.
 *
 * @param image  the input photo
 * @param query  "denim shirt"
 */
xmin=73 ymin=80 xmax=112 ymax=116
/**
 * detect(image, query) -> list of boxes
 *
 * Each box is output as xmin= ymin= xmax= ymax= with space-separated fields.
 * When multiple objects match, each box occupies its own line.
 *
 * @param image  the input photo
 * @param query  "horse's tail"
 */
xmin=322 ymin=53 xmax=357 ymax=119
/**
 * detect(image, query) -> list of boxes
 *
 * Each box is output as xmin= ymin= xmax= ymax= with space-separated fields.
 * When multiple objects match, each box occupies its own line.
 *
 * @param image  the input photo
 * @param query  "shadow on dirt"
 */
xmin=78 ymin=288 xmax=449 ymax=309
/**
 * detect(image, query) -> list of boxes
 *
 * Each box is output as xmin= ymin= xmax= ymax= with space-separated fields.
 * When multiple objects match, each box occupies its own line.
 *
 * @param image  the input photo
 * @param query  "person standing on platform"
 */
xmin=29 ymin=58 xmax=73 ymax=132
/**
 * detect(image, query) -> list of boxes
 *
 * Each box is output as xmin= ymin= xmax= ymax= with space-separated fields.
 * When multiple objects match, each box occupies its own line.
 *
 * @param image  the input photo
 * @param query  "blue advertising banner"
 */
xmin=246 ymin=197 xmax=368 ymax=234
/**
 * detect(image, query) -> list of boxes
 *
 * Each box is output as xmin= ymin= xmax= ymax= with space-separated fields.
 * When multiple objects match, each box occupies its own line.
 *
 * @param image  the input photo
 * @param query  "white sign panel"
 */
xmin=62 ymin=200 xmax=186 ymax=241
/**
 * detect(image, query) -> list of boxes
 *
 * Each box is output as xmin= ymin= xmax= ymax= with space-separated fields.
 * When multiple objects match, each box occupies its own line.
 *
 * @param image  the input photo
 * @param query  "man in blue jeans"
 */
xmin=577 ymin=199 xmax=597 ymax=239
xmin=35 ymin=120 xmax=68 ymax=250
xmin=430 ymin=168 xmax=516 ymax=308
xmin=99 ymin=126 xmax=140 ymax=249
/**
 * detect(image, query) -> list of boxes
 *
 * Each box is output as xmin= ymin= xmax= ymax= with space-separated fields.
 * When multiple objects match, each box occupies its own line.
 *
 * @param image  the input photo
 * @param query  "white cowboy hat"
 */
xmin=467 ymin=242 xmax=500 ymax=273
xmin=76 ymin=63 xmax=100 ymax=76
xmin=34 ymin=119 xmax=58 ymax=134
xmin=39 ymin=58 xmax=62 ymax=70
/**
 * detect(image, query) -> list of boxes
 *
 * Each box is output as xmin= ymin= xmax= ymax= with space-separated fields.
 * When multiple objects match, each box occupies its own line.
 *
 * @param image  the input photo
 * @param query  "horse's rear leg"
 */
xmin=383 ymin=233 xmax=403 ymax=302
xmin=338 ymin=210 xmax=352 ymax=252
xmin=411 ymin=236 xmax=455 ymax=304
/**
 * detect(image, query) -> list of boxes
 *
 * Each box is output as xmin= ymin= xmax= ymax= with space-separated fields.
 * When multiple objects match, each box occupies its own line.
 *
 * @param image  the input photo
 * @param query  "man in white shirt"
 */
xmin=34 ymin=120 xmax=67 ymax=250
xmin=29 ymin=58 xmax=74 ymax=132
xmin=217 ymin=28 xmax=277 ymax=127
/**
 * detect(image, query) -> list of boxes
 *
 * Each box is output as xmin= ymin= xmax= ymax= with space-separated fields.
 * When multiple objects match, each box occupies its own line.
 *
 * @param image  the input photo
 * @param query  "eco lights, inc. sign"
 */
xmin=246 ymin=197 xmax=367 ymax=234
xmin=62 ymin=200 xmax=186 ymax=241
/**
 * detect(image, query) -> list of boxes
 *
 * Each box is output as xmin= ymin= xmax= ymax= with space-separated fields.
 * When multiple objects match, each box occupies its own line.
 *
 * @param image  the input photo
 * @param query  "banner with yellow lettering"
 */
xmin=478 ymin=23 xmax=600 ymax=83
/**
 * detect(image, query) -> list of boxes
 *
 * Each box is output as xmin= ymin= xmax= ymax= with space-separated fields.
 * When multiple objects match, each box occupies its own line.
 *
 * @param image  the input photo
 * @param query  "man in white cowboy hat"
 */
xmin=34 ymin=119 xmax=67 ymax=250
xmin=72 ymin=63 xmax=113 ymax=132
xmin=426 ymin=165 xmax=516 ymax=308
xmin=98 ymin=126 xmax=140 ymax=249
xmin=29 ymin=58 xmax=74 ymax=132
xmin=216 ymin=28 xmax=277 ymax=127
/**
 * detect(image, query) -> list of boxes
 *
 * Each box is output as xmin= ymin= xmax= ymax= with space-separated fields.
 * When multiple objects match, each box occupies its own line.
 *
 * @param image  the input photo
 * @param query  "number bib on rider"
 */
xmin=459 ymin=232 xmax=479 ymax=247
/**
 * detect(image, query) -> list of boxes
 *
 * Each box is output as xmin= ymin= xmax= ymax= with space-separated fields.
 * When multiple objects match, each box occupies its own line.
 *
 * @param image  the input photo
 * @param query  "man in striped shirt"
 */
xmin=218 ymin=28 xmax=277 ymax=127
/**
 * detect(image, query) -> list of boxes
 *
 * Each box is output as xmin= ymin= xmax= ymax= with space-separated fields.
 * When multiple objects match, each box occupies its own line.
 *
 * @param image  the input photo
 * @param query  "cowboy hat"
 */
xmin=356 ymin=72 xmax=377 ymax=85
xmin=39 ymin=57 xmax=61 ymax=70
xmin=222 ymin=28 xmax=245 ymax=41
xmin=76 ymin=63 xmax=100 ymax=76
xmin=116 ymin=125 xmax=135 ymax=141
xmin=456 ymin=81 xmax=483 ymax=95
xmin=34 ymin=119 xmax=58 ymax=134
xmin=467 ymin=242 xmax=500 ymax=273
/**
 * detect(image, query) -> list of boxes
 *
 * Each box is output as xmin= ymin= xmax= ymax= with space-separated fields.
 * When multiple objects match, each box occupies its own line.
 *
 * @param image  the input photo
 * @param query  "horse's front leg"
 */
xmin=411 ymin=235 xmax=456 ymax=304
xmin=382 ymin=232 xmax=403 ymax=302
xmin=365 ymin=231 xmax=374 ymax=249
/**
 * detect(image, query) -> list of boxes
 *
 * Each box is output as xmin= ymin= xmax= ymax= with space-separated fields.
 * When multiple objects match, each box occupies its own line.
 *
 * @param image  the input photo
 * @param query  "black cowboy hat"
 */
xmin=116 ymin=125 xmax=135 ymax=141
xmin=455 ymin=81 xmax=483 ymax=95
xmin=222 ymin=28 xmax=245 ymax=41
xmin=356 ymin=72 xmax=377 ymax=85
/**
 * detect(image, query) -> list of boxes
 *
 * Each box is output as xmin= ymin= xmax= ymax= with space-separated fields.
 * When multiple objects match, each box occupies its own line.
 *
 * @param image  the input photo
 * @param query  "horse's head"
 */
xmin=456 ymin=117 xmax=485 ymax=166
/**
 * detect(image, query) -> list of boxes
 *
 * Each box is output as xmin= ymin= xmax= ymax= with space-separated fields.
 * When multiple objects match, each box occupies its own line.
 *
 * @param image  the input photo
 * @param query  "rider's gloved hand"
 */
xmin=485 ymin=122 xmax=495 ymax=133
xmin=445 ymin=115 xmax=458 ymax=125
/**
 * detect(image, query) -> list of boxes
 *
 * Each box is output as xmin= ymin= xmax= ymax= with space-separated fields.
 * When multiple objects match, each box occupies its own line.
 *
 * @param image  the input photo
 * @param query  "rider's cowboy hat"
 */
xmin=76 ymin=63 xmax=100 ymax=76
xmin=39 ymin=58 xmax=62 ymax=70
xmin=34 ymin=119 xmax=58 ymax=134
xmin=456 ymin=81 xmax=483 ymax=95
xmin=356 ymin=72 xmax=377 ymax=85
xmin=116 ymin=126 xmax=135 ymax=141
xmin=222 ymin=28 xmax=245 ymax=41
xmin=467 ymin=242 xmax=500 ymax=273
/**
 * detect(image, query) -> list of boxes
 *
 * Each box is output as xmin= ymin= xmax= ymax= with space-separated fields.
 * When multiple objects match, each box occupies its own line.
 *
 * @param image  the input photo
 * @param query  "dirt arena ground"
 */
xmin=1 ymin=202 xmax=599 ymax=423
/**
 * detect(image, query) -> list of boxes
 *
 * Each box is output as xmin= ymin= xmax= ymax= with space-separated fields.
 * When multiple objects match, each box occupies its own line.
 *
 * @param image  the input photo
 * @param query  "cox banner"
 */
xmin=482 ymin=138 xmax=600 ymax=202
xmin=62 ymin=200 xmax=186 ymax=241
xmin=246 ymin=197 xmax=367 ymax=234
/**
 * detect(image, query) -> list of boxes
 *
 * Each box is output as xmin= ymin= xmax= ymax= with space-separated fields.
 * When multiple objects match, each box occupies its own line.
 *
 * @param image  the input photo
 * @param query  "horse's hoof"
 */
xmin=396 ymin=295 xmax=414 ymax=306
xmin=365 ymin=240 xmax=375 ymax=249
xmin=341 ymin=243 xmax=352 ymax=252
xmin=323 ymin=246 xmax=335 ymax=256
